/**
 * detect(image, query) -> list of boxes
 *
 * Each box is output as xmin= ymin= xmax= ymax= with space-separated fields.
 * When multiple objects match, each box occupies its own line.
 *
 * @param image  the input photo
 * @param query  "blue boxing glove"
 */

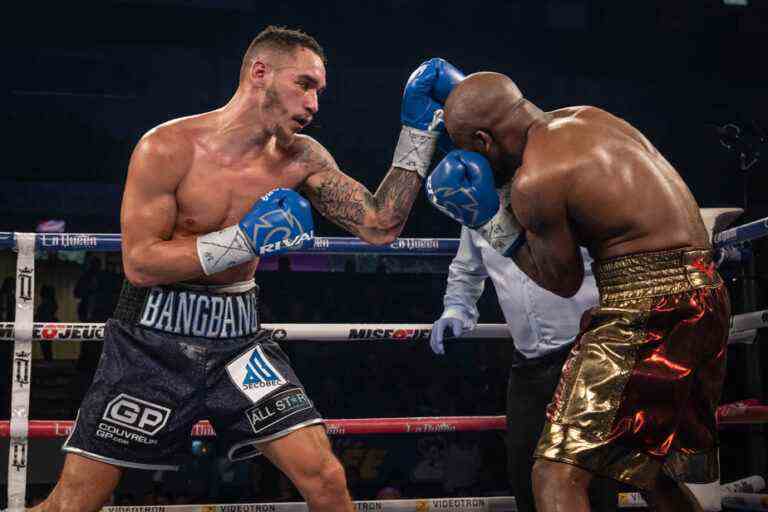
xmin=426 ymin=150 xmax=524 ymax=257
xmin=196 ymin=188 xmax=314 ymax=275
xmin=392 ymin=58 xmax=465 ymax=177
xmin=430 ymin=316 xmax=466 ymax=355
xmin=401 ymin=58 xmax=465 ymax=130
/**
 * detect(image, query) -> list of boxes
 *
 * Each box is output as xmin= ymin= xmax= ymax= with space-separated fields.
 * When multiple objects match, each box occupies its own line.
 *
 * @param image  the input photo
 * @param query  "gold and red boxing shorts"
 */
xmin=534 ymin=249 xmax=730 ymax=489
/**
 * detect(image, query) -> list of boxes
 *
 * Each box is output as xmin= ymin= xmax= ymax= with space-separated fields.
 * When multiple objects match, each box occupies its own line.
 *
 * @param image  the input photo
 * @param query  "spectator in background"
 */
xmin=376 ymin=486 xmax=402 ymax=499
xmin=73 ymin=256 xmax=101 ymax=322
xmin=76 ymin=255 xmax=122 ymax=392
xmin=36 ymin=284 xmax=58 ymax=362
xmin=0 ymin=277 xmax=15 ymax=418
xmin=156 ymin=492 xmax=172 ymax=505
xmin=0 ymin=276 xmax=14 ymax=321
xmin=87 ymin=259 xmax=122 ymax=322
xmin=443 ymin=434 xmax=482 ymax=496
xmin=140 ymin=489 xmax=158 ymax=505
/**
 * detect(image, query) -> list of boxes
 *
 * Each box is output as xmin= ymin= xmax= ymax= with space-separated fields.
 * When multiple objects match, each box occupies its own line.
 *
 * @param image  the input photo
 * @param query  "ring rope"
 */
xmin=0 ymin=316 xmax=763 ymax=344
xmin=1 ymin=399 xmax=766 ymax=440
xmin=1 ymin=216 xmax=766 ymax=257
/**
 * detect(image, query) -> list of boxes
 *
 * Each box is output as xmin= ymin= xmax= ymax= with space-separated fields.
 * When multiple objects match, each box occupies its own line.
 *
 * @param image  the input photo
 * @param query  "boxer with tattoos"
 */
xmin=34 ymin=27 xmax=463 ymax=512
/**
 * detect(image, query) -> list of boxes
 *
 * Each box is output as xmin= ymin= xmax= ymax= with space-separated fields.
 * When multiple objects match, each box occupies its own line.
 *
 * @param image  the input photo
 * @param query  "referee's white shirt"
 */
xmin=441 ymin=227 xmax=599 ymax=359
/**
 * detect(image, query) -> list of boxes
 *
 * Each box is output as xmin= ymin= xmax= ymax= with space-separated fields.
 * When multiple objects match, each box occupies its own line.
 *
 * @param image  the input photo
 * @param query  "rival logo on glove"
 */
xmin=259 ymin=230 xmax=314 ymax=256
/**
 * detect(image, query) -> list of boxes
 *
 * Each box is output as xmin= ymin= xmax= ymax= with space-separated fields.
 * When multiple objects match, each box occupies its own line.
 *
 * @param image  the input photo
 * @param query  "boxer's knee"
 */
xmin=295 ymin=455 xmax=350 ymax=509
xmin=35 ymin=455 xmax=119 ymax=512
xmin=34 ymin=492 xmax=99 ymax=512
xmin=533 ymin=458 xmax=591 ymax=495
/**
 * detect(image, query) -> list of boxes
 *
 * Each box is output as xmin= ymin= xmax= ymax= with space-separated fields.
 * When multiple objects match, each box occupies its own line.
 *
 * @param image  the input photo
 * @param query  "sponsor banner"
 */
xmin=37 ymin=323 xmax=105 ymax=340
xmin=355 ymin=504 xmax=384 ymax=512
xmin=326 ymin=423 xmax=346 ymax=436
xmin=204 ymin=506 xmax=279 ymax=512
xmin=348 ymin=328 xmax=431 ymax=341
xmin=415 ymin=498 xmax=495 ymax=511
xmin=54 ymin=422 xmax=75 ymax=438
xmin=39 ymin=233 xmax=98 ymax=249
xmin=102 ymin=497 xmax=518 ymax=511
xmin=0 ymin=323 xmax=105 ymax=341
xmin=226 ymin=345 xmax=287 ymax=403
xmin=404 ymin=422 xmax=456 ymax=434
xmin=245 ymin=387 xmax=312 ymax=434
xmin=312 ymin=237 xmax=330 ymax=249
xmin=98 ymin=394 xmax=172 ymax=446
xmin=0 ymin=323 xmax=279 ymax=342
xmin=107 ymin=508 xmax=169 ymax=512
xmin=388 ymin=238 xmax=441 ymax=251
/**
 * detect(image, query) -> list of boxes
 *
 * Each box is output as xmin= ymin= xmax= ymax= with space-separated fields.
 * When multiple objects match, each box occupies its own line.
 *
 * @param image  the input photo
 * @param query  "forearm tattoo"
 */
xmin=301 ymin=139 xmax=421 ymax=234
xmin=313 ymin=174 xmax=369 ymax=232
xmin=371 ymin=168 xmax=421 ymax=228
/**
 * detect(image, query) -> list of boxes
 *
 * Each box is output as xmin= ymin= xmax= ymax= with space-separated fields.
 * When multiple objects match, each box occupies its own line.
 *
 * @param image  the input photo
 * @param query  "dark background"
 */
xmin=2 ymin=0 xmax=768 ymax=506
xmin=3 ymin=0 xmax=768 ymax=233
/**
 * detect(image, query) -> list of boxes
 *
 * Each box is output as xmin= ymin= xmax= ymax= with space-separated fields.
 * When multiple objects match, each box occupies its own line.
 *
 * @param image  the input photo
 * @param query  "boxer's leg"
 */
xmin=641 ymin=472 xmax=704 ymax=512
xmin=209 ymin=333 xmax=349 ymax=511
xmin=30 ymin=453 xmax=122 ymax=512
xmin=533 ymin=459 xmax=592 ymax=512
xmin=260 ymin=424 xmax=354 ymax=512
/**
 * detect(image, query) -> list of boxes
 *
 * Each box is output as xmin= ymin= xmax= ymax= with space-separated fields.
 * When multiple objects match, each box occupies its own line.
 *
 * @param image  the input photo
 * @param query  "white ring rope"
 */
xmin=0 ymin=315 xmax=763 ymax=344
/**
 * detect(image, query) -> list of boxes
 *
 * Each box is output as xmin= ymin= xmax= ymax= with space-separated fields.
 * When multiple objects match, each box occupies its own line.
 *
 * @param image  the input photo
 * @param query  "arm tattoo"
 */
xmin=300 ymin=137 xmax=421 ymax=234
xmin=371 ymin=168 xmax=421 ymax=227
xmin=314 ymin=174 xmax=369 ymax=232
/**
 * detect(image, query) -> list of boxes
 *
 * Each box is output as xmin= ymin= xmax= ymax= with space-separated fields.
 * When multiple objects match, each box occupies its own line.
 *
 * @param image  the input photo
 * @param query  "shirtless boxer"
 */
xmin=426 ymin=72 xmax=730 ymax=512
xmin=33 ymin=28 xmax=462 ymax=511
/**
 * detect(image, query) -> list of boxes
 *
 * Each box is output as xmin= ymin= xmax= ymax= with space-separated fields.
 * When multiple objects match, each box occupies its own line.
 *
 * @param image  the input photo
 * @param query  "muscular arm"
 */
xmin=121 ymin=132 xmax=205 ymax=286
xmin=509 ymin=171 xmax=584 ymax=297
xmin=299 ymin=138 xmax=421 ymax=244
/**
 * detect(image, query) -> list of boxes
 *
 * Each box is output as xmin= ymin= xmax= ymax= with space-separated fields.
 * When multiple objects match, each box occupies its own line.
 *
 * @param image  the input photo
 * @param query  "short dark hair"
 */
xmin=240 ymin=26 xmax=326 ymax=81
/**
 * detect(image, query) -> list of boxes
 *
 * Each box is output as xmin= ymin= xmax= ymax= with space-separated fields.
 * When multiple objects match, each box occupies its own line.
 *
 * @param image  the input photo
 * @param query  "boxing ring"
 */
xmin=1 ymin=215 xmax=768 ymax=511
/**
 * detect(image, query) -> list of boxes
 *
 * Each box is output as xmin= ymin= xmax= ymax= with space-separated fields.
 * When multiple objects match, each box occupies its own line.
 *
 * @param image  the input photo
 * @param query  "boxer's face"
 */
xmin=492 ymin=136 xmax=525 ymax=184
xmin=449 ymin=128 xmax=518 ymax=186
xmin=262 ymin=48 xmax=326 ymax=140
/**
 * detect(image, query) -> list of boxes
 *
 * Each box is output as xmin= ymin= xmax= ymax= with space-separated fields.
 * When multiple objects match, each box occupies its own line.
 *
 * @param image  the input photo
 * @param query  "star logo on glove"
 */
xmin=430 ymin=186 xmax=481 ymax=226
xmin=250 ymin=208 xmax=305 ymax=247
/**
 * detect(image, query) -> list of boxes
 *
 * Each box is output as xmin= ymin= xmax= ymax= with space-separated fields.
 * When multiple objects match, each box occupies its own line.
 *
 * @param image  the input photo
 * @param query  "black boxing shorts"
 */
xmin=62 ymin=280 xmax=323 ymax=470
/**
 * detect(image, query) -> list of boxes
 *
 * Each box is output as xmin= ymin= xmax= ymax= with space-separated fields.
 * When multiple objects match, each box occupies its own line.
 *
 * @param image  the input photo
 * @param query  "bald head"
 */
xmin=444 ymin=72 xmax=525 ymax=148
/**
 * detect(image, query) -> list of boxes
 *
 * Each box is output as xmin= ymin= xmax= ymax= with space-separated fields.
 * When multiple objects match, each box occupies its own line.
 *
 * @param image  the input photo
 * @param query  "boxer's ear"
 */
xmin=472 ymin=130 xmax=493 ymax=155
xmin=248 ymin=59 xmax=270 ymax=88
